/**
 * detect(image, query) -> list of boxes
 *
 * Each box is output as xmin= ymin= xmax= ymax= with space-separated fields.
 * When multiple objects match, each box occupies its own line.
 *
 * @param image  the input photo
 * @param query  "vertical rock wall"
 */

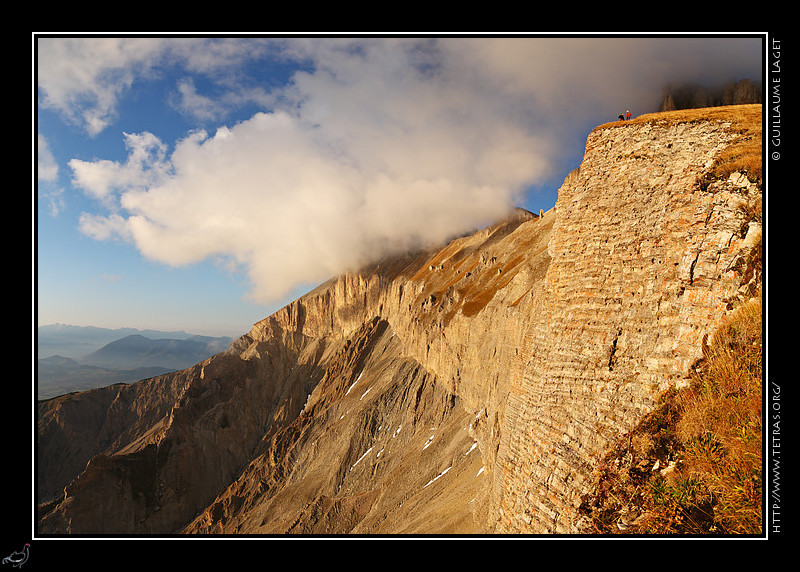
xmin=495 ymin=113 xmax=762 ymax=533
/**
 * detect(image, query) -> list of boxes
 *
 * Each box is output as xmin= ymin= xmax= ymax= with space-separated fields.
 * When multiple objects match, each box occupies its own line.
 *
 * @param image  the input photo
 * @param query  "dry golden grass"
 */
xmin=598 ymin=104 xmax=763 ymax=186
xmin=675 ymin=294 xmax=763 ymax=534
xmin=579 ymin=292 xmax=764 ymax=535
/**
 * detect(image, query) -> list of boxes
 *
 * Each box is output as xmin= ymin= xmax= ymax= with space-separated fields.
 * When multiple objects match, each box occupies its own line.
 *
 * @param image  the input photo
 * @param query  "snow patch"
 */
xmin=349 ymin=447 xmax=373 ymax=472
xmin=424 ymin=466 xmax=451 ymax=488
xmin=345 ymin=372 xmax=363 ymax=396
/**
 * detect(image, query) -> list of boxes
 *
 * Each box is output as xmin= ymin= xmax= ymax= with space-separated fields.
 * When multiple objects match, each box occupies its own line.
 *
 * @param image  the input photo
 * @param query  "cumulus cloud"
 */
xmin=41 ymin=36 xmax=762 ymax=305
xmin=74 ymin=105 xmax=535 ymax=303
xmin=68 ymin=131 xmax=171 ymax=205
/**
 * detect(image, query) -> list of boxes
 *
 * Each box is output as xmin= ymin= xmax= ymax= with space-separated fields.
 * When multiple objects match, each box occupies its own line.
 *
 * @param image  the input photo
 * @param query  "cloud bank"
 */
xmin=38 ymin=36 xmax=762 ymax=305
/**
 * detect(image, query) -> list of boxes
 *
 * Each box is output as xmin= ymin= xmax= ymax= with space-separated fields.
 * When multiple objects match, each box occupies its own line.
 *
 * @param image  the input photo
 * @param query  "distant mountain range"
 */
xmin=36 ymin=325 xmax=233 ymax=400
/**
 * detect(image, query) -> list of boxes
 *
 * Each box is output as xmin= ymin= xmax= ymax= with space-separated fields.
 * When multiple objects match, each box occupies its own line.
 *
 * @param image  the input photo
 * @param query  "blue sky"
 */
xmin=35 ymin=34 xmax=763 ymax=338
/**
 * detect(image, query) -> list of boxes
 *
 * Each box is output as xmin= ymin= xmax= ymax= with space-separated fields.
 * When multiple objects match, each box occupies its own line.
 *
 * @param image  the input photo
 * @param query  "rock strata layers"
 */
xmin=495 ymin=106 xmax=762 ymax=533
xmin=37 ymin=105 xmax=763 ymax=535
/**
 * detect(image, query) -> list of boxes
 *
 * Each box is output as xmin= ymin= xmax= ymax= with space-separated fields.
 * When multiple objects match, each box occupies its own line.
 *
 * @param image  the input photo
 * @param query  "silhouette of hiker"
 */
xmin=618 ymin=114 xmax=625 ymax=121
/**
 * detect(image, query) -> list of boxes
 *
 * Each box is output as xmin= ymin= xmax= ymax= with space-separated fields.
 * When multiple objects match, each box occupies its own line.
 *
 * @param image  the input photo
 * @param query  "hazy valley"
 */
xmin=37 ymin=325 xmax=231 ymax=400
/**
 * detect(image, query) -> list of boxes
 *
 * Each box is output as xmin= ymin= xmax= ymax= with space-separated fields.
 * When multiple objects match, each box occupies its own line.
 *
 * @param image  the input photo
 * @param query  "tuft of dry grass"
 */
xmin=579 ymin=292 xmax=764 ymax=535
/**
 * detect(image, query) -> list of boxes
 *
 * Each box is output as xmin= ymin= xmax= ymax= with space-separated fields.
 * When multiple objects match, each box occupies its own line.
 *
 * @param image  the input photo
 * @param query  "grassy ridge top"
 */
xmin=597 ymin=103 xmax=761 ymax=129
xmin=597 ymin=104 xmax=763 ymax=186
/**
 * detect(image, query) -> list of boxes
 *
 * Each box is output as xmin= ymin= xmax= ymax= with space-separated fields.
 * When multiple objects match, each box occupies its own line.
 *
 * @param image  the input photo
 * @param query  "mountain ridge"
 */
xmin=36 ymin=328 xmax=233 ymax=400
xmin=36 ymin=104 xmax=764 ymax=535
xmin=82 ymin=333 xmax=232 ymax=370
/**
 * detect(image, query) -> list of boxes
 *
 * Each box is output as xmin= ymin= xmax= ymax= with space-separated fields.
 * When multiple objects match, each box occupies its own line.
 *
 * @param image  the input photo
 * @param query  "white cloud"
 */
xmin=69 ymin=131 xmax=170 ymax=204
xmin=171 ymin=77 xmax=226 ymax=122
xmin=76 ymin=103 xmax=530 ymax=303
xmin=37 ymin=134 xmax=59 ymax=182
xmin=37 ymin=133 xmax=65 ymax=216
xmin=78 ymin=212 xmax=130 ymax=242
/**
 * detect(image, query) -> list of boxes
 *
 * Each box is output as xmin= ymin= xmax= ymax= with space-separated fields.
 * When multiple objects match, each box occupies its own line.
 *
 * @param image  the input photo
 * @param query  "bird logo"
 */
xmin=2 ymin=544 xmax=29 ymax=568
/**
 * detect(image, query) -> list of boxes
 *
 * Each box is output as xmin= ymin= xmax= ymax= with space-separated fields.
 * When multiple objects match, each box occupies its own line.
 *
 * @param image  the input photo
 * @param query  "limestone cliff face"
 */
xmin=495 ymin=106 xmax=762 ymax=533
xmin=37 ymin=105 xmax=763 ymax=535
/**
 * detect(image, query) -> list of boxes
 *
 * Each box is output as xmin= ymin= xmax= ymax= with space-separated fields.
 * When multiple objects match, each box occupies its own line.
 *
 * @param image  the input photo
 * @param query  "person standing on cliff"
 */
xmin=626 ymin=110 xmax=631 ymax=121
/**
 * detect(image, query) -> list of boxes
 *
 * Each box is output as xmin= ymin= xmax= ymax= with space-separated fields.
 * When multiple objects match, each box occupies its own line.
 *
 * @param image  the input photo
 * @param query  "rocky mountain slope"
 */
xmin=36 ymin=105 xmax=763 ymax=535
